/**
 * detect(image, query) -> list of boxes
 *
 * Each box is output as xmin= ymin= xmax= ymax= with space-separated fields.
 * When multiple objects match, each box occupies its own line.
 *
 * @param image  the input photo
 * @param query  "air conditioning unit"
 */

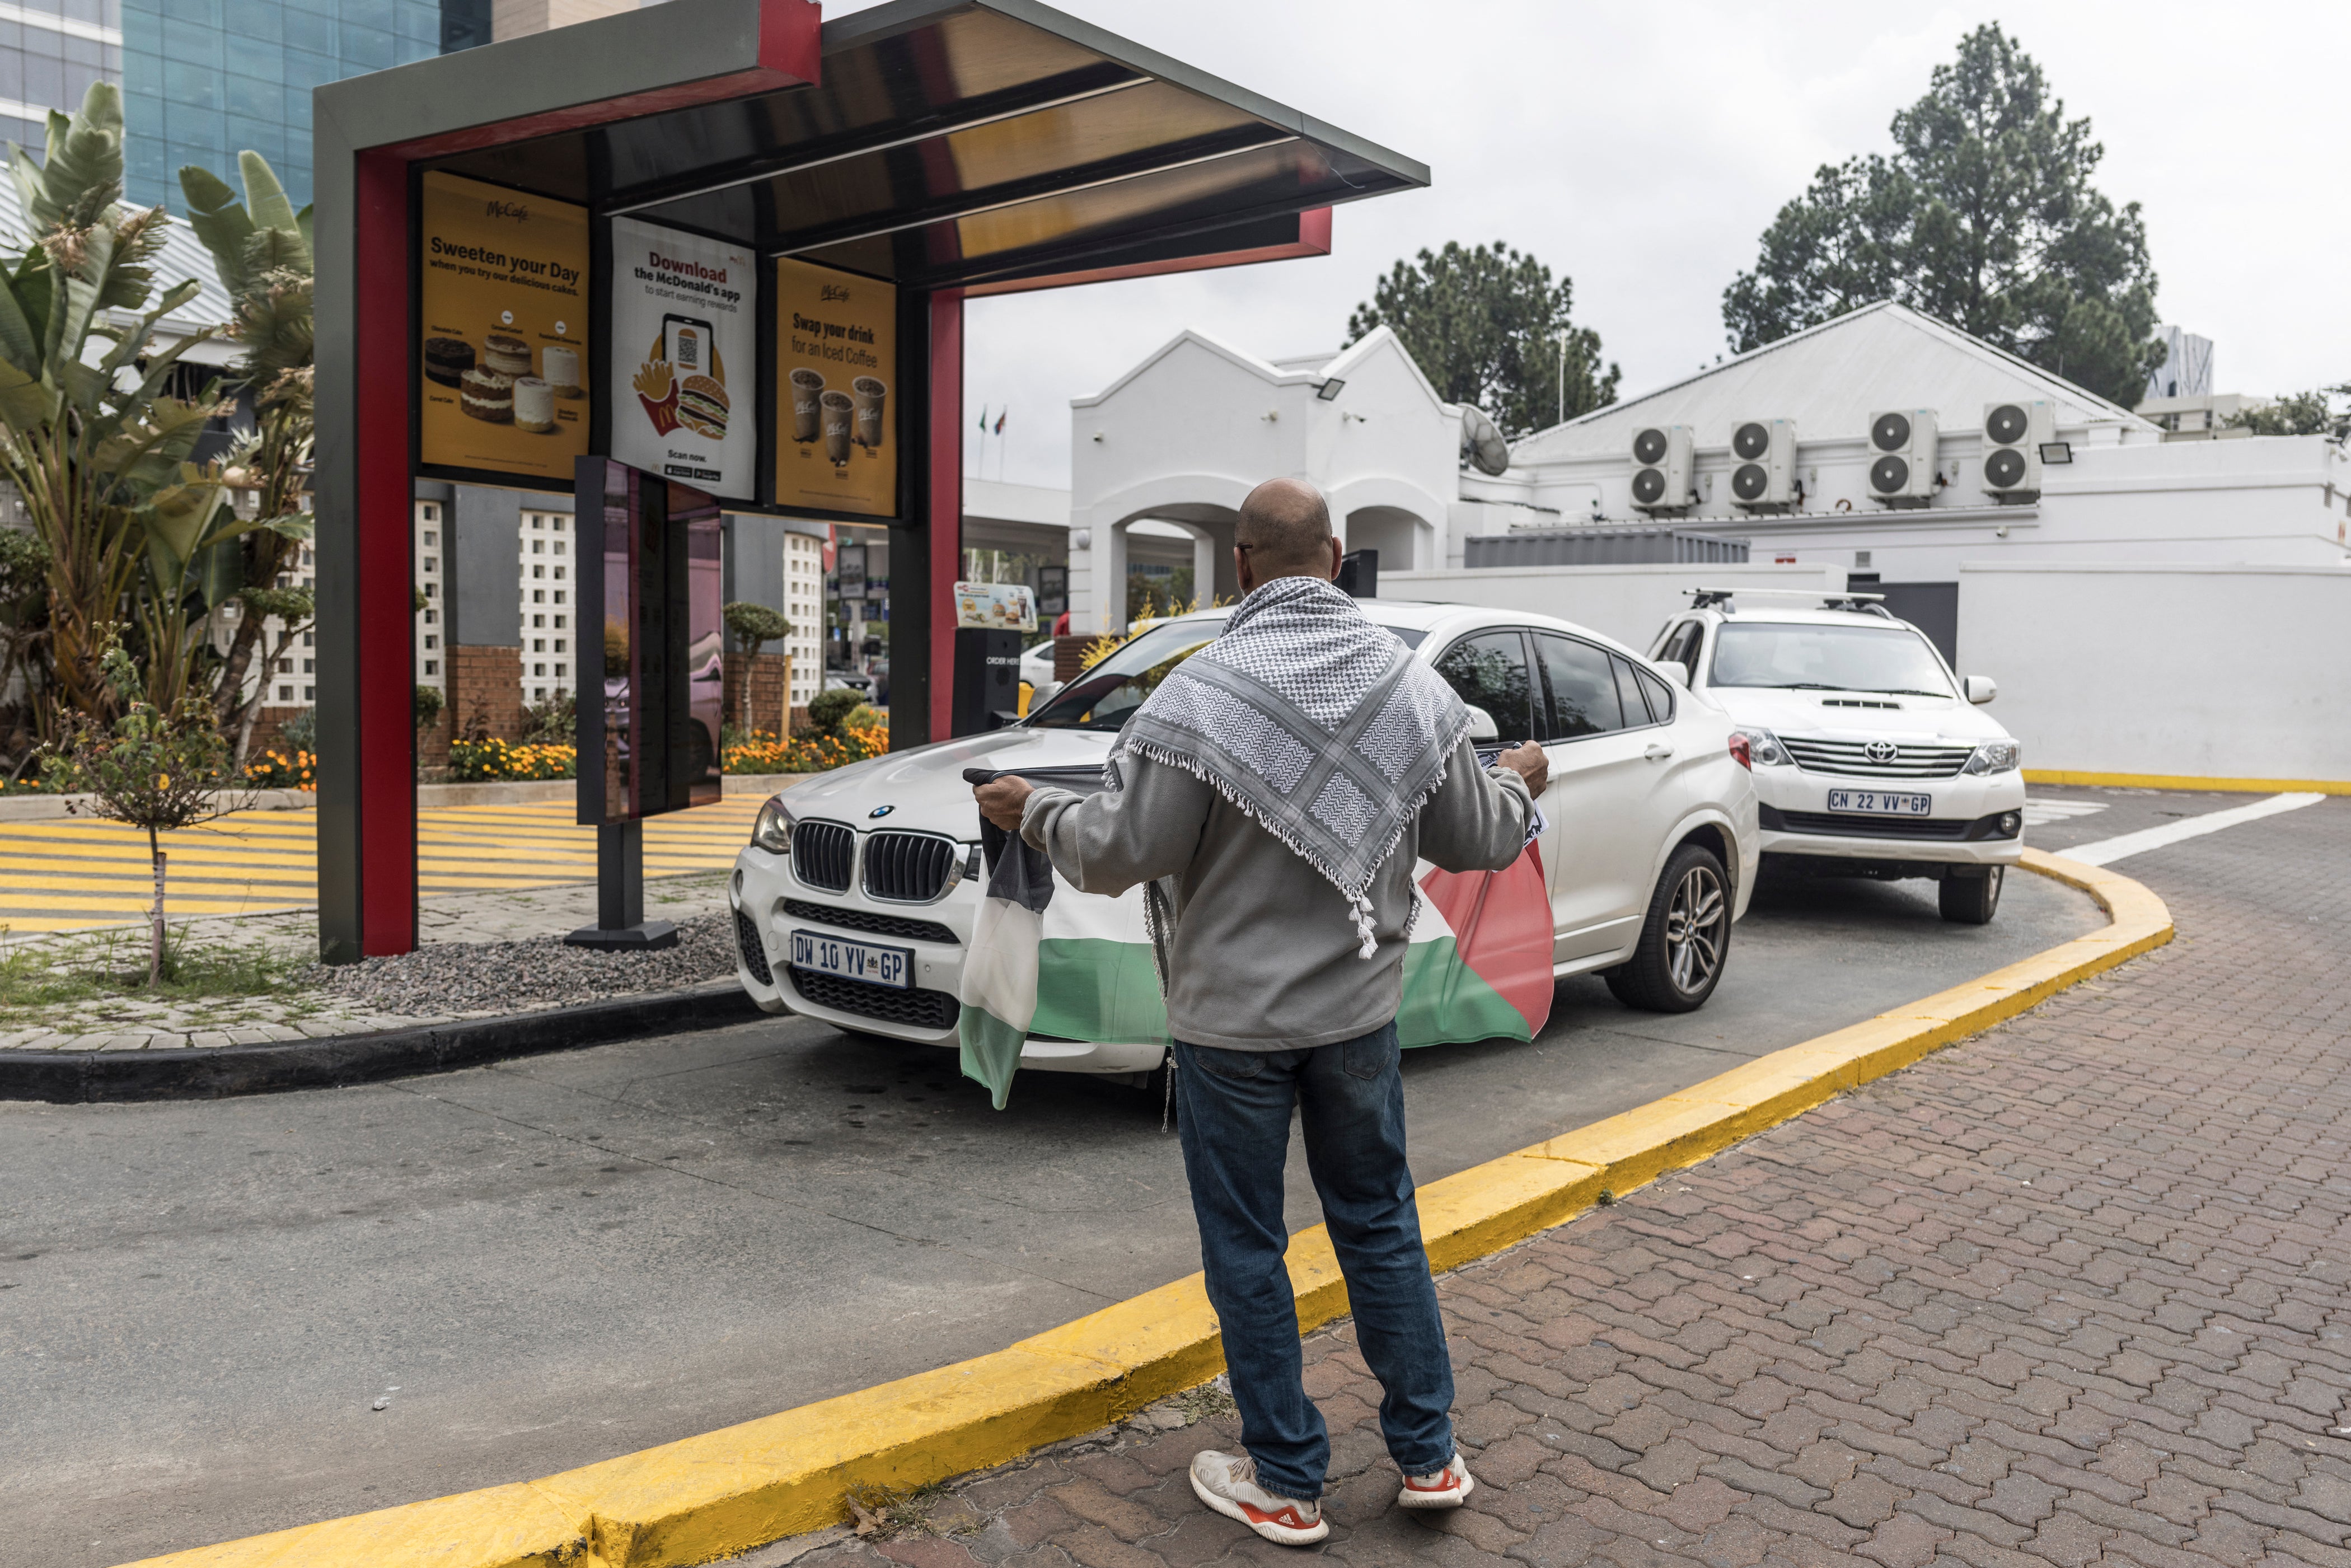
xmin=1629 ymin=424 xmax=1694 ymax=513
xmin=1982 ymin=398 xmax=2054 ymax=502
xmin=1866 ymin=408 xmax=1938 ymax=508
xmin=1727 ymin=417 xmax=1797 ymax=512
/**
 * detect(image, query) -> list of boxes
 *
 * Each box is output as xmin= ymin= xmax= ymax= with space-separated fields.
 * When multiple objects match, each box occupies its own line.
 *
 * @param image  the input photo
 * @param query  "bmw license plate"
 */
xmin=790 ymin=930 xmax=912 ymax=990
xmin=1827 ymin=789 xmax=1932 ymax=817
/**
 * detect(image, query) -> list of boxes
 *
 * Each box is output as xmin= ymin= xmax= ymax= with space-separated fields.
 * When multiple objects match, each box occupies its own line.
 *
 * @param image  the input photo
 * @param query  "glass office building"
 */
xmin=120 ymin=0 xmax=488 ymax=210
xmin=0 ymin=0 xmax=123 ymax=156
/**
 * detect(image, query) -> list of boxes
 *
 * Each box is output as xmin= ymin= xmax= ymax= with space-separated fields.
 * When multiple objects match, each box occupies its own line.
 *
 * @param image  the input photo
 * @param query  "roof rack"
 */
xmin=1687 ymin=586 xmax=1888 ymax=614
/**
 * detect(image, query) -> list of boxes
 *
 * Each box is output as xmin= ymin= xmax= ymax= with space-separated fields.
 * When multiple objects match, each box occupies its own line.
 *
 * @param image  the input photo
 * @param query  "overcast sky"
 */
xmin=830 ymin=0 xmax=2351 ymax=491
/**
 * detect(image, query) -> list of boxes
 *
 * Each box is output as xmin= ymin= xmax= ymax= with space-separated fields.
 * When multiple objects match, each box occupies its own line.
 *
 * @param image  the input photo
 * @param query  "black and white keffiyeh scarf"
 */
xmin=1106 ymin=574 xmax=1471 ymax=958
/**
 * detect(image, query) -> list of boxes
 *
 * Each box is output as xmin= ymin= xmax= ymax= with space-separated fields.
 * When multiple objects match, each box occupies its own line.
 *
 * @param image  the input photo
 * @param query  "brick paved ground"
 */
xmin=785 ymin=796 xmax=2351 ymax=1568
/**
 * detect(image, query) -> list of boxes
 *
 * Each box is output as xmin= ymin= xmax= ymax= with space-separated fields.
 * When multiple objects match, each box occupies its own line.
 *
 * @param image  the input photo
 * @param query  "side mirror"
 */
xmin=1654 ymin=660 xmax=1690 ymax=687
xmin=1463 ymin=703 xmax=1499 ymax=742
xmin=1964 ymin=675 xmax=1997 ymax=705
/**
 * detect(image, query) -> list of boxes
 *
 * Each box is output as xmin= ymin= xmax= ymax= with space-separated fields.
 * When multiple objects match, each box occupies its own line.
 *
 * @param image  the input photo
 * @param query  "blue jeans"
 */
xmin=1173 ymin=1022 xmax=1455 ymax=1500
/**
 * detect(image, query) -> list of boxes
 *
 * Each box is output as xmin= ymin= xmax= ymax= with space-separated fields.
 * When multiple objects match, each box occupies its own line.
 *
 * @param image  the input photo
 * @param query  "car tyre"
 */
xmin=1938 ymin=865 xmax=2003 ymax=925
xmin=1607 ymin=842 xmax=1732 ymax=1013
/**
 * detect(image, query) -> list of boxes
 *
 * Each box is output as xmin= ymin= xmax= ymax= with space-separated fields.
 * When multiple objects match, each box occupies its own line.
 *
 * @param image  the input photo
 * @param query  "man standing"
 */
xmin=973 ymin=478 xmax=1548 ymax=1546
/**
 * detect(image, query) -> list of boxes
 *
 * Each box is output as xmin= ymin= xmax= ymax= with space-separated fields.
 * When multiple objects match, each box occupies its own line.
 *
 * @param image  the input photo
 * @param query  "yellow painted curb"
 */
xmin=2025 ymin=767 xmax=2351 ymax=796
xmin=119 ymin=849 xmax=2170 ymax=1568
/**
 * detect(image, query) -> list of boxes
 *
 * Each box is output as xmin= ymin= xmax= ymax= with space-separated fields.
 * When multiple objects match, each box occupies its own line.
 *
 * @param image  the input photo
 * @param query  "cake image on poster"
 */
xmin=460 ymin=367 xmax=515 ymax=423
xmin=482 ymin=330 xmax=532 ymax=378
xmin=677 ymin=375 xmax=729 ymax=439
xmin=542 ymin=343 xmax=582 ymax=399
xmin=424 ymin=336 xmax=474 ymax=387
xmin=513 ymin=376 xmax=555 ymax=434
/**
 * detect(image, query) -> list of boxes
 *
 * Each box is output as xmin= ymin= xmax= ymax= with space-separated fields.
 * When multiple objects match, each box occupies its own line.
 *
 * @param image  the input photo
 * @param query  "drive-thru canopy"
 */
xmin=312 ymin=0 xmax=1426 ymax=958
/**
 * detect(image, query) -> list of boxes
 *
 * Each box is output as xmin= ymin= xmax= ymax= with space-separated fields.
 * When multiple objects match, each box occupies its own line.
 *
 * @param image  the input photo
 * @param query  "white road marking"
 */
xmin=2063 ymin=793 xmax=2326 ymax=867
xmin=2024 ymin=799 xmax=2109 ymax=826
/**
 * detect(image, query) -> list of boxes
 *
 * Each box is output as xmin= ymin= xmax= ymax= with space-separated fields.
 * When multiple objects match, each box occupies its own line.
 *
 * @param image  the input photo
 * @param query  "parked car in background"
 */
xmin=1646 ymin=590 xmax=2024 ymax=924
xmin=729 ymin=598 xmax=1760 ymax=1079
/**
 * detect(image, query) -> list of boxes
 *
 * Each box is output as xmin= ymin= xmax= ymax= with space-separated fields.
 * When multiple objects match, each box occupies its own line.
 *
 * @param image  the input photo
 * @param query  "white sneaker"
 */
xmin=1396 ymin=1453 xmax=1475 ymax=1510
xmin=1188 ymin=1449 xmax=1329 ymax=1546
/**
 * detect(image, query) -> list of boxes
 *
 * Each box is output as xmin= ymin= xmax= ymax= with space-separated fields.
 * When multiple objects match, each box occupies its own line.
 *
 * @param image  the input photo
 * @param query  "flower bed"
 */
xmin=723 ymin=719 xmax=888 ymax=775
xmin=448 ymin=739 xmax=577 ymax=781
xmin=244 ymin=748 xmax=316 ymax=790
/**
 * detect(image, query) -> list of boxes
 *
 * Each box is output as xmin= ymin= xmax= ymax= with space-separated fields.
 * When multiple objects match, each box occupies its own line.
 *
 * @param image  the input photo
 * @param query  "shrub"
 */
xmin=805 ymin=687 xmax=864 ymax=736
xmin=414 ymin=685 xmax=444 ymax=733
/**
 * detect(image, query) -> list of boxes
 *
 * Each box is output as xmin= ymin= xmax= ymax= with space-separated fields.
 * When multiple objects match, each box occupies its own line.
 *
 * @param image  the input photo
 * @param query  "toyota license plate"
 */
xmin=1827 ymin=789 xmax=1932 ymax=816
xmin=790 ymin=930 xmax=912 ymax=990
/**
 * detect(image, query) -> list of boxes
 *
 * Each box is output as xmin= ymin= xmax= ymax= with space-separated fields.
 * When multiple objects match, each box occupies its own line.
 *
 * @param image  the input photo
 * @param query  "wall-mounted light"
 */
xmin=1315 ymin=378 xmax=1346 ymax=401
xmin=2039 ymin=442 xmax=2073 ymax=464
xmin=1090 ymin=432 xmax=1103 ymax=442
xmin=1070 ymin=530 xmax=1092 ymax=551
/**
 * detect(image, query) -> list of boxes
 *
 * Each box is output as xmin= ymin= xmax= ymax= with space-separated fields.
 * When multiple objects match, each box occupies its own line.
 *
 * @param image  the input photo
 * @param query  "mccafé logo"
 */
xmin=819 ymin=282 xmax=851 ymax=302
xmin=483 ymin=198 xmax=530 ymax=222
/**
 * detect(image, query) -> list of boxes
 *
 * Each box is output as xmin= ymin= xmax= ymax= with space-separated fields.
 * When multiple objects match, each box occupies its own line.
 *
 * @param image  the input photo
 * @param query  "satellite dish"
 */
xmin=1460 ymin=406 xmax=1511 ymax=476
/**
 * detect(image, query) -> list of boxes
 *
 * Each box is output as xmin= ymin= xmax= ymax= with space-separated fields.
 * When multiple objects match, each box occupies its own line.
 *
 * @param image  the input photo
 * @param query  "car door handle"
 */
xmin=1643 ymin=743 xmax=1674 ymax=761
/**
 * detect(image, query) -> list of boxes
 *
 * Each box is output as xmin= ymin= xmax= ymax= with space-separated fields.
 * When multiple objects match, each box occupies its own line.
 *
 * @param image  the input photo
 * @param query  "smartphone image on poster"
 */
xmin=663 ymin=313 xmax=715 ymax=377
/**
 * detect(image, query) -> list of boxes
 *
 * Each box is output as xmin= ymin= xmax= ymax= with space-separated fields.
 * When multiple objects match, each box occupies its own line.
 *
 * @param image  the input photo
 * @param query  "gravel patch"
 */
xmin=305 ymin=914 xmax=738 ymax=1017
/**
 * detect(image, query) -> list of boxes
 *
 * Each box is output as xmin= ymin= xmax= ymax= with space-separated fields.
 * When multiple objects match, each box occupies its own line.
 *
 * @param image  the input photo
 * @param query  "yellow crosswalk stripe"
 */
xmin=0 ymin=795 xmax=763 ymax=933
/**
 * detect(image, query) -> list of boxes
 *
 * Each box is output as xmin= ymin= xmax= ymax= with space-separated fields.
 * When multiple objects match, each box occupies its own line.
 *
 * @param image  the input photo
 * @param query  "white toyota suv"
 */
xmin=1646 ymin=590 xmax=2024 ymax=924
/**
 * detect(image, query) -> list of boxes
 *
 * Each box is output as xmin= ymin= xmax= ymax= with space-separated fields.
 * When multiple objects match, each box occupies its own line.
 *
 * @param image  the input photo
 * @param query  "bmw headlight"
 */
xmin=1963 ymin=739 xmax=2021 ymax=775
xmin=751 ymin=797 xmax=794 ymax=853
xmin=1731 ymin=727 xmax=1791 ymax=766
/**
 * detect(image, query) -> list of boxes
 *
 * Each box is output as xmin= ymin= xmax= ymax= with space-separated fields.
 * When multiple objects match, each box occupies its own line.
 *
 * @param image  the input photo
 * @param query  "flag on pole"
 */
xmin=976 ymin=404 xmax=989 ymax=432
xmin=994 ymin=409 xmax=1006 ymax=434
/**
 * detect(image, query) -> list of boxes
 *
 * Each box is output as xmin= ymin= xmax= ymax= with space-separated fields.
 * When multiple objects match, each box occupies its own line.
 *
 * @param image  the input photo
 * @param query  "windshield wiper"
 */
xmin=1856 ymin=688 xmax=1949 ymax=698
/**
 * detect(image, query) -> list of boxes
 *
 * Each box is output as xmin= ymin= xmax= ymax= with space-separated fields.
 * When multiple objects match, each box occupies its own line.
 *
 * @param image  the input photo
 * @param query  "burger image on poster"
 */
xmin=678 ymin=375 xmax=729 ymax=440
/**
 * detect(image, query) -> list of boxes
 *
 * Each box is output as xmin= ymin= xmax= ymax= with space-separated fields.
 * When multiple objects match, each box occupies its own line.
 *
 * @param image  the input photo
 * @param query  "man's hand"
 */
xmin=1494 ymin=740 xmax=1549 ymax=799
xmin=973 ymin=775 xmax=1035 ymax=832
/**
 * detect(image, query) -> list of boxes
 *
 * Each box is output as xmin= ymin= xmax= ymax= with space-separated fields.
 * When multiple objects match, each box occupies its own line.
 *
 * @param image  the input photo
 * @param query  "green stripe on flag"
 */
xmin=959 ymin=1005 xmax=1028 ymax=1110
xmin=1031 ymin=938 xmax=1171 ymax=1046
xmin=1394 ymin=936 xmax=1532 ymax=1049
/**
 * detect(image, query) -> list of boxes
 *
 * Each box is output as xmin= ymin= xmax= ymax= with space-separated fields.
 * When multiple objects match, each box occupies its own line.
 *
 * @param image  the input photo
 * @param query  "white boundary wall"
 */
xmin=1957 ymin=562 xmax=2351 ymax=782
xmin=1378 ymin=563 xmax=1847 ymax=652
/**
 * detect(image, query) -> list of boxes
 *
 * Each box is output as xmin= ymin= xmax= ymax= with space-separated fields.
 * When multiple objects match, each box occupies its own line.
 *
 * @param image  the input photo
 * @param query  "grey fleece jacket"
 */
xmin=1019 ymin=739 xmax=1533 ymax=1051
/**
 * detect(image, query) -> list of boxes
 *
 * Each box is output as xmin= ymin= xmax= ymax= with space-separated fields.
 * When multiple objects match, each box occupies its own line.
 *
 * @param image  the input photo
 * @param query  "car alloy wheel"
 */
xmin=1664 ymin=863 xmax=1727 ymax=995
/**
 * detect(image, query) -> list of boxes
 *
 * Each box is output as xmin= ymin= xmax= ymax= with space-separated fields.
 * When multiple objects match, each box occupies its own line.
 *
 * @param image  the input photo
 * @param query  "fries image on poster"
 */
xmin=610 ymin=218 xmax=756 ymax=499
xmin=418 ymin=172 xmax=589 ymax=480
xmin=774 ymin=258 xmax=896 ymax=518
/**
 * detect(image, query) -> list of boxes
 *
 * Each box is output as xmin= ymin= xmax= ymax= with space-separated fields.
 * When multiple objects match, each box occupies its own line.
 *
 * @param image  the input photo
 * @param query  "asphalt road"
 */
xmin=0 ymin=839 xmax=2126 ymax=1568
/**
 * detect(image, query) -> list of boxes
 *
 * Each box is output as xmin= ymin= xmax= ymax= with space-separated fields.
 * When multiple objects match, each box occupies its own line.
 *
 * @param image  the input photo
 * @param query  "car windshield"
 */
xmin=1027 ymin=616 xmax=1429 ymax=730
xmin=1710 ymin=621 xmax=1953 ymax=697
xmin=1027 ymin=620 xmax=1225 ymax=731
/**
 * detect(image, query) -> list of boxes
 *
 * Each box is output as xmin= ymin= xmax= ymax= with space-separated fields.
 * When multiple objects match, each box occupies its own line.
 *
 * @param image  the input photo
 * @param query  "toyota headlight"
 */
xmin=1963 ymin=739 xmax=2021 ymax=775
xmin=1731 ymin=727 xmax=1791 ymax=766
xmin=751 ymin=797 xmax=794 ymax=853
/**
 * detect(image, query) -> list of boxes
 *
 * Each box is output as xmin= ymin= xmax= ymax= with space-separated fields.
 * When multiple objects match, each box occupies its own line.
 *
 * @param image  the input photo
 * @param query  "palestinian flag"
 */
xmin=957 ymin=813 xmax=1553 ymax=1106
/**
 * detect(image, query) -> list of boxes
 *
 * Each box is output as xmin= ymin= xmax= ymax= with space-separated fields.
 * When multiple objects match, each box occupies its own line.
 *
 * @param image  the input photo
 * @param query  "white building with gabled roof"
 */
xmin=1065 ymin=325 xmax=1468 ymax=631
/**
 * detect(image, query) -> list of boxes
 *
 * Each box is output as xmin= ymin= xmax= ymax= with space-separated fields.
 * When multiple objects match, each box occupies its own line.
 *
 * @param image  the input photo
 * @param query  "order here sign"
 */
xmin=773 ymin=258 xmax=896 ymax=518
xmin=610 ymin=218 xmax=757 ymax=501
xmin=417 ymin=171 xmax=590 ymax=481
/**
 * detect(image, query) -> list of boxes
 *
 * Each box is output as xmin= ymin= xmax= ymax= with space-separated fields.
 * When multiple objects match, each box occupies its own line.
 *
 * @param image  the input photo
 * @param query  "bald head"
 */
xmin=1235 ymin=478 xmax=1336 ymax=584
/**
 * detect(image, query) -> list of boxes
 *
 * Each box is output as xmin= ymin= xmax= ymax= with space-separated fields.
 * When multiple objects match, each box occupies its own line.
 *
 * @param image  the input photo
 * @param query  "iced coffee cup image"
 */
xmin=850 ymin=376 xmax=887 ymax=448
xmin=790 ymin=369 xmax=826 ymax=443
xmin=819 ymin=390 xmax=855 ymax=465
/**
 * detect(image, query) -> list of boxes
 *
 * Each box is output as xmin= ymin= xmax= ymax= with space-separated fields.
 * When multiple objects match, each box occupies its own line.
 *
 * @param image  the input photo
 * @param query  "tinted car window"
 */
xmin=1535 ymin=633 xmax=1621 ymax=739
xmin=1611 ymin=654 xmax=1653 ymax=726
xmin=1435 ymin=630 xmax=1537 ymax=742
xmin=1631 ymin=660 xmax=1674 ymax=726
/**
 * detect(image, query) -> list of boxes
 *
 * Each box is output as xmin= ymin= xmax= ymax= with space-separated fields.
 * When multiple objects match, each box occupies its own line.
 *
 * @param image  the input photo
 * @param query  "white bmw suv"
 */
xmin=1646 ymin=591 xmax=2024 ymax=924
